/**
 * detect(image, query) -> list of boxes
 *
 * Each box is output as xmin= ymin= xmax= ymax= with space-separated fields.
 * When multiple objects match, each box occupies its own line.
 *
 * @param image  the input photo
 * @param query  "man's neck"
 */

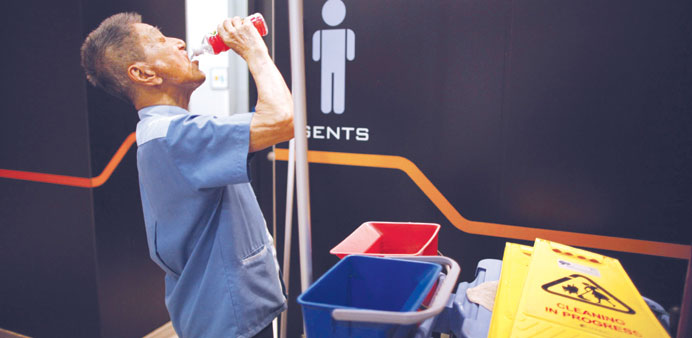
xmin=134 ymin=87 xmax=193 ymax=111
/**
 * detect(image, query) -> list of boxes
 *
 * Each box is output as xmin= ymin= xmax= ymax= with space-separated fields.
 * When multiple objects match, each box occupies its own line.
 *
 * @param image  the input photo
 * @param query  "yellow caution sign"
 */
xmin=509 ymin=239 xmax=669 ymax=337
xmin=488 ymin=242 xmax=533 ymax=338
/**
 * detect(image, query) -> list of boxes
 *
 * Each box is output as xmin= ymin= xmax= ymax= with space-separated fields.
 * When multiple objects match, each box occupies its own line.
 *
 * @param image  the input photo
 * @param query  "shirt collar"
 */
xmin=138 ymin=105 xmax=189 ymax=120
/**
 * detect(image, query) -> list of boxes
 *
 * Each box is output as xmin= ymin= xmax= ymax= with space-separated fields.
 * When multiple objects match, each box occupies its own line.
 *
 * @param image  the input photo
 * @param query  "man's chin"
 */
xmin=186 ymin=73 xmax=206 ymax=90
xmin=193 ymin=74 xmax=206 ymax=88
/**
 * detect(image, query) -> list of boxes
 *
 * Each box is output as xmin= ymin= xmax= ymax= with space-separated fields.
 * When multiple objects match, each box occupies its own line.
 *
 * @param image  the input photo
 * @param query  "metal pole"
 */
xmin=287 ymin=0 xmax=313 ymax=293
xmin=279 ymin=140 xmax=295 ymax=338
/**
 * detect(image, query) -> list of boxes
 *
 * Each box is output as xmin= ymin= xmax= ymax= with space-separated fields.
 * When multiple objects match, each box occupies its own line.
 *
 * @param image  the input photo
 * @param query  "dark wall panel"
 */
xmin=0 ymin=183 xmax=100 ymax=338
xmin=0 ymin=0 xmax=99 ymax=337
xmin=1 ymin=0 xmax=186 ymax=337
xmin=261 ymin=1 xmax=692 ymax=337
xmin=0 ymin=1 xmax=93 ymax=177
xmin=502 ymin=0 xmax=692 ymax=241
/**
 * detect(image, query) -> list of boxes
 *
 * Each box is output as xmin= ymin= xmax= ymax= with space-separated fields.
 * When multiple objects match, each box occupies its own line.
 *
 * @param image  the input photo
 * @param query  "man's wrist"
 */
xmin=245 ymin=50 xmax=273 ymax=69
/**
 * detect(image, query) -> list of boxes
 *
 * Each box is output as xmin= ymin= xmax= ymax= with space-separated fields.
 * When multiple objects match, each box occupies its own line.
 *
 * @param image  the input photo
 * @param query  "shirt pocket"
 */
xmin=233 ymin=243 xmax=286 ymax=332
xmin=241 ymin=244 xmax=269 ymax=266
xmin=154 ymin=221 xmax=181 ymax=277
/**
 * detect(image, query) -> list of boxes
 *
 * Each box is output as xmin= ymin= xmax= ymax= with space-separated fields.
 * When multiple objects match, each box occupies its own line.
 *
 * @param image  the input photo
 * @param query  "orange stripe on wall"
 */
xmin=0 ymin=132 xmax=136 ymax=188
xmin=274 ymin=148 xmax=690 ymax=260
xmin=1 ymin=134 xmax=687 ymax=260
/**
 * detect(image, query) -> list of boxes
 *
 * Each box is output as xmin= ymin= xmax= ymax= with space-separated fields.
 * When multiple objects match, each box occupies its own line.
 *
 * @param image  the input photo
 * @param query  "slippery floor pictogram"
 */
xmin=542 ymin=274 xmax=635 ymax=314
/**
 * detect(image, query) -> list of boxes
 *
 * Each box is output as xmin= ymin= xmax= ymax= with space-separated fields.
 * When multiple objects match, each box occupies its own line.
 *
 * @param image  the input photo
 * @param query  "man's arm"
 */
xmin=218 ymin=16 xmax=294 ymax=152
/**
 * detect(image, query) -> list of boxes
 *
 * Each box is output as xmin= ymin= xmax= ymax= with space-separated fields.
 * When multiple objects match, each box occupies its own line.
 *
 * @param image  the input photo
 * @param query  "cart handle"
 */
xmin=331 ymin=256 xmax=460 ymax=325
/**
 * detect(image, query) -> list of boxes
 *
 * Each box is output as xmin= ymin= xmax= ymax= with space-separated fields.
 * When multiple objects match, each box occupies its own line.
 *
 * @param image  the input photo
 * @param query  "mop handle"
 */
xmin=331 ymin=256 xmax=460 ymax=325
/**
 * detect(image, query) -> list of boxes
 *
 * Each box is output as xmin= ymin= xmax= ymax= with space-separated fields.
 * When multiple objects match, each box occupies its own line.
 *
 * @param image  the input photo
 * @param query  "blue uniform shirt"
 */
xmin=136 ymin=105 xmax=286 ymax=338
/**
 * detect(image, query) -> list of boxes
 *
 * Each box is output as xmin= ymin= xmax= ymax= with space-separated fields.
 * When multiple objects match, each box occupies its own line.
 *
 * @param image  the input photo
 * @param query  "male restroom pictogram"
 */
xmin=312 ymin=0 xmax=355 ymax=114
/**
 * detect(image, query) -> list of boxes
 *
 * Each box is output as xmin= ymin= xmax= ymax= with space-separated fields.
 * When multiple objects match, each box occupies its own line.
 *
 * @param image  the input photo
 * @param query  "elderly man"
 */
xmin=81 ymin=12 xmax=293 ymax=338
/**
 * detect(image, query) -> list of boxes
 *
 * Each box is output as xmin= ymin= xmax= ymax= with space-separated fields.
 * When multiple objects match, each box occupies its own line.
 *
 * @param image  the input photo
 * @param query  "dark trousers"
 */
xmin=252 ymin=323 xmax=273 ymax=338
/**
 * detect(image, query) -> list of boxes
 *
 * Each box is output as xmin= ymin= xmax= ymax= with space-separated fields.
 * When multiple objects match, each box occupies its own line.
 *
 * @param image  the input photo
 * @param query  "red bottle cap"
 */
xmin=249 ymin=13 xmax=268 ymax=37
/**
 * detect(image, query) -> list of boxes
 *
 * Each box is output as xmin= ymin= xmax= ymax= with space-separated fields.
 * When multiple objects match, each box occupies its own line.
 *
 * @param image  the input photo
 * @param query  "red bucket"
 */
xmin=330 ymin=222 xmax=441 ymax=259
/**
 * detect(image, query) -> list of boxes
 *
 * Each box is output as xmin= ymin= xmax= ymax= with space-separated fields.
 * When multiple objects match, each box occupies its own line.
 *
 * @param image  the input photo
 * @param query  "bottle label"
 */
xmin=208 ymin=33 xmax=230 ymax=54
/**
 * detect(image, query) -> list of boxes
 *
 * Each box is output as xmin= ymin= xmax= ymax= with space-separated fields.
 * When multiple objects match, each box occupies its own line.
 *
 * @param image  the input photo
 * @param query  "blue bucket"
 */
xmin=297 ymin=255 xmax=442 ymax=337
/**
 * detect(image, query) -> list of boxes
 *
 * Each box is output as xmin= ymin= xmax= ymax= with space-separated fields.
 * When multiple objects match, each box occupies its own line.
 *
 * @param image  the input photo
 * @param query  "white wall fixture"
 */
xmin=185 ymin=0 xmax=248 ymax=116
xmin=209 ymin=68 xmax=229 ymax=90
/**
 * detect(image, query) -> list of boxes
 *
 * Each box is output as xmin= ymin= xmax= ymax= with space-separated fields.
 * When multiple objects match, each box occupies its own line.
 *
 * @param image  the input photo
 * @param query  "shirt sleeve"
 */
xmin=165 ymin=113 xmax=253 ymax=189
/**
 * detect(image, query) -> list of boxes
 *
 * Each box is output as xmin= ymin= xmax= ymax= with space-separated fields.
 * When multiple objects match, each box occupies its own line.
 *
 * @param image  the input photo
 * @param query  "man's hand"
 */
xmin=217 ymin=16 xmax=268 ymax=61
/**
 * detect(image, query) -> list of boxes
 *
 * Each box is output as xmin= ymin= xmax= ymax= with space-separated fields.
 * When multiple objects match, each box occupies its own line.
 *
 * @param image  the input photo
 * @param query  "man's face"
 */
xmin=133 ymin=23 xmax=206 ymax=88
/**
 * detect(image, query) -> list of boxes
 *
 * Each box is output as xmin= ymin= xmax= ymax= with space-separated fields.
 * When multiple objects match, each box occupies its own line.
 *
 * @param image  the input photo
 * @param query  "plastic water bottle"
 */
xmin=191 ymin=13 xmax=268 ymax=59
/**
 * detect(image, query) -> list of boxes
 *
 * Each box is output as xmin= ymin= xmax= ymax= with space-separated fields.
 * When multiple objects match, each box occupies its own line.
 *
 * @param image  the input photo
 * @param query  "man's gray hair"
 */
xmin=81 ymin=12 xmax=145 ymax=103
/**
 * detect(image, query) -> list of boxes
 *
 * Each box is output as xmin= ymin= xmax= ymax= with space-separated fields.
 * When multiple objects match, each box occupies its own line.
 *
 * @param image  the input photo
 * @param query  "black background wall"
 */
xmin=258 ymin=0 xmax=692 ymax=337
xmin=1 ymin=0 xmax=691 ymax=337
xmin=1 ymin=1 xmax=184 ymax=337
xmin=1 ymin=1 xmax=100 ymax=336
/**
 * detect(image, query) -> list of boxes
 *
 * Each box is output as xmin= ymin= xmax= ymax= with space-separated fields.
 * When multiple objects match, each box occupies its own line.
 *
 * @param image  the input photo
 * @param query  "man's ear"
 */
xmin=127 ymin=62 xmax=162 ymax=86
